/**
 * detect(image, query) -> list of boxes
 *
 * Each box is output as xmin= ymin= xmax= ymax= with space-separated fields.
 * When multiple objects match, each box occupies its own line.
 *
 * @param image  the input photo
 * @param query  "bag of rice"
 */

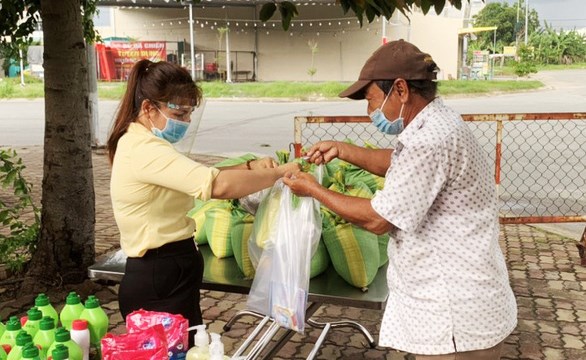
xmin=231 ymin=210 xmax=256 ymax=279
xmin=187 ymin=199 xmax=229 ymax=245
xmin=322 ymin=223 xmax=380 ymax=290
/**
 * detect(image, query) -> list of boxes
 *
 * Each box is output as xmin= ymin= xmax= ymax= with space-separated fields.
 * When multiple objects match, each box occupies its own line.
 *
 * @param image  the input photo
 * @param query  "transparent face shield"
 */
xmin=172 ymin=98 xmax=207 ymax=155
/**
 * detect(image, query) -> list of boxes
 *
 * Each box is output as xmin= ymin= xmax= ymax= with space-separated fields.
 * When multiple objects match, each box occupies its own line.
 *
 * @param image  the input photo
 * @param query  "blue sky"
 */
xmin=487 ymin=0 xmax=586 ymax=30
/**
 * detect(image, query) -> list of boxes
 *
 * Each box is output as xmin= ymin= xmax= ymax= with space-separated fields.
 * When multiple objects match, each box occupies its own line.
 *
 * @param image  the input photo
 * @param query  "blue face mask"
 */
xmin=151 ymin=108 xmax=190 ymax=143
xmin=369 ymin=86 xmax=405 ymax=135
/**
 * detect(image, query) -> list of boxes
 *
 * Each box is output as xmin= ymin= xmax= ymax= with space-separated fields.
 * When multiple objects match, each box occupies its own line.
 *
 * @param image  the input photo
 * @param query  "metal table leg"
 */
xmin=306 ymin=323 xmax=331 ymax=360
xmin=257 ymin=302 xmax=322 ymax=360
xmin=306 ymin=317 xmax=377 ymax=348
xmin=231 ymin=316 xmax=271 ymax=359
xmin=224 ymin=310 xmax=266 ymax=331
xmin=246 ymin=322 xmax=281 ymax=360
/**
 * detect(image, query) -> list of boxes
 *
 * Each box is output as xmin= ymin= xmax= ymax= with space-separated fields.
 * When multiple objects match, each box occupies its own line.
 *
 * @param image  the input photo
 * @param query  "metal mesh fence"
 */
xmin=293 ymin=114 xmax=586 ymax=223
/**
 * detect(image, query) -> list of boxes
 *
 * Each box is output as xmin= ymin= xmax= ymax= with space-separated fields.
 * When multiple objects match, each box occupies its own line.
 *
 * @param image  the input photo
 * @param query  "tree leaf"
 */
xmin=281 ymin=1 xmax=299 ymax=16
xmin=365 ymin=4 xmax=377 ymax=23
xmin=434 ymin=0 xmax=446 ymax=15
xmin=421 ymin=0 xmax=434 ymax=15
xmin=339 ymin=0 xmax=351 ymax=14
xmin=449 ymin=0 xmax=463 ymax=10
xmin=365 ymin=0 xmax=384 ymax=15
xmin=259 ymin=2 xmax=277 ymax=22
xmin=279 ymin=1 xmax=298 ymax=30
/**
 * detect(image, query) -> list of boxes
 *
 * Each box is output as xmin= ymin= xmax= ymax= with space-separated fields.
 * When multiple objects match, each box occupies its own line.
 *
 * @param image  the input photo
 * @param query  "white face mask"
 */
xmin=368 ymin=85 xmax=405 ymax=135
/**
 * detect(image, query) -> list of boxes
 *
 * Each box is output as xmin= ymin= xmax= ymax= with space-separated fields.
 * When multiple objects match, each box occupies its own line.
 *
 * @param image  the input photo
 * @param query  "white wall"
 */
xmin=96 ymin=4 xmax=470 ymax=82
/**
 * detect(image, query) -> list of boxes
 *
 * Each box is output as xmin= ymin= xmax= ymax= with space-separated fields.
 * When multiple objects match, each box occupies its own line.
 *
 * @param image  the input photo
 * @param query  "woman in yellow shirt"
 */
xmin=107 ymin=59 xmax=298 ymax=335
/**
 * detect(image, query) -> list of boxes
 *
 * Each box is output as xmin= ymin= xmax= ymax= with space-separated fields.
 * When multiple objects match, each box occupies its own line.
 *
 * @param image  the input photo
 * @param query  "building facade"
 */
xmin=95 ymin=0 xmax=486 ymax=82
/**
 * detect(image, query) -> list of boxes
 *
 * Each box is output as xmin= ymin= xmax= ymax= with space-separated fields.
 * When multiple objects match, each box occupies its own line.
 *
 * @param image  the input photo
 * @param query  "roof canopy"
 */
xmin=96 ymin=0 xmax=336 ymax=8
xmin=458 ymin=26 xmax=498 ymax=35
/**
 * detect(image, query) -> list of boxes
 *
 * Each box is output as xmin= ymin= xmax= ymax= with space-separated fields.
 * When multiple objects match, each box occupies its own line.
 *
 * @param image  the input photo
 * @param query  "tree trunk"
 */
xmin=21 ymin=0 xmax=96 ymax=292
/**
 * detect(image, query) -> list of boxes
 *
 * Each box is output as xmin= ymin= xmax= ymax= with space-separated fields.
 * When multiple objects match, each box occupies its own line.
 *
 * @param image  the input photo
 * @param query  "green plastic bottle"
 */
xmin=59 ymin=292 xmax=84 ymax=331
xmin=33 ymin=316 xmax=56 ymax=359
xmin=51 ymin=344 xmax=69 ymax=360
xmin=0 ymin=316 xmax=22 ymax=349
xmin=21 ymin=343 xmax=40 ymax=360
xmin=78 ymin=296 xmax=108 ymax=348
xmin=47 ymin=328 xmax=81 ymax=360
xmin=23 ymin=308 xmax=43 ymax=338
xmin=35 ymin=294 xmax=59 ymax=328
xmin=0 ymin=343 xmax=6 ymax=360
xmin=6 ymin=331 xmax=32 ymax=360
xmin=0 ymin=318 xmax=5 ymax=339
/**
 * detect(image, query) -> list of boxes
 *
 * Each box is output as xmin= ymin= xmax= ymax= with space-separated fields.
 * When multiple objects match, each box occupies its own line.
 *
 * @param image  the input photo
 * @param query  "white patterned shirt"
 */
xmin=371 ymin=98 xmax=517 ymax=355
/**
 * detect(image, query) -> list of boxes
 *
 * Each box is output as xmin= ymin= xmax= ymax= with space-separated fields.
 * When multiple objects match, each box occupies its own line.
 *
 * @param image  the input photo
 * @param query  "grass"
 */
xmin=0 ymin=73 xmax=547 ymax=100
xmin=437 ymin=80 xmax=543 ymax=96
xmin=493 ymin=62 xmax=586 ymax=76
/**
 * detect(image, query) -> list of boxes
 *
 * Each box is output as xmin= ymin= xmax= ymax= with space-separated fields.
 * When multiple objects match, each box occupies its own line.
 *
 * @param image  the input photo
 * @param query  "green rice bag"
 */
xmin=205 ymin=200 xmax=244 ymax=258
xmin=213 ymin=153 xmax=257 ymax=168
xmin=187 ymin=199 xmax=228 ymax=245
xmin=322 ymin=223 xmax=380 ymax=290
xmin=231 ymin=211 xmax=256 ymax=279
xmin=310 ymin=240 xmax=330 ymax=278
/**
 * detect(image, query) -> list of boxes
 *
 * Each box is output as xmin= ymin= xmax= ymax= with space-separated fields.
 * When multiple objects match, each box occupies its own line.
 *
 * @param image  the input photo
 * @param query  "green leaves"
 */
xmin=259 ymin=1 xmax=301 ymax=32
xmin=260 ymin=2 xmax=277 ymax=22
xmin=278 ymin=1 xmax=299 ymax=30
xmin=257 ymin=0 xmax=469 ymax=29
xmin=0 ymin=148 xmax=40 ymax=273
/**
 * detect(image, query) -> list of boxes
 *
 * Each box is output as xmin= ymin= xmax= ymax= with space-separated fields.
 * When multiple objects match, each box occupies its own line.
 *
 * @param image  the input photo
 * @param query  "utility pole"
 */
xmin=381 ymin=17 xmax=387 ymax=44
xmin=524 ymin=0 xmax=529 ymax=45
xmin=189 ymin=3 xmax=196 ymax=79
xmin=516 ymin=0 xmax=520 ymax=49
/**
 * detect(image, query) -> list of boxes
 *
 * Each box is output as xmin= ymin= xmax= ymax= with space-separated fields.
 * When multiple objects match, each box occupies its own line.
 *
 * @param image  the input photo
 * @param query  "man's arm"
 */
xmin=306 ymin=141 xmax=392 ymax=177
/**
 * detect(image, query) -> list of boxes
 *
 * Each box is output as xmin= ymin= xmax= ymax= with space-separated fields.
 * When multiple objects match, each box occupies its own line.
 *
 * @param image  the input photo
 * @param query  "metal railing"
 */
xmin=292 ymin=113 xmax=586 ymax=226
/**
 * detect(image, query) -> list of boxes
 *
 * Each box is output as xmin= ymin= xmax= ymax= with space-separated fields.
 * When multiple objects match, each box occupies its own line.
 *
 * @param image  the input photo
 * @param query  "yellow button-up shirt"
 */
xmin=111 ymin=122 xmax=220 ymax=257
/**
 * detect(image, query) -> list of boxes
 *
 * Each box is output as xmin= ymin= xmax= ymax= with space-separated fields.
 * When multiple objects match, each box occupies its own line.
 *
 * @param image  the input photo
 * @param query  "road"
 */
xmin=1 ymin=70 xmax=585 ymax=239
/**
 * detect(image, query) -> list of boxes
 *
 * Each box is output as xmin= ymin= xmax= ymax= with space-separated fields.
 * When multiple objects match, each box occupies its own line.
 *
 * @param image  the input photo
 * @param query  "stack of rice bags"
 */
xmin=187 ymin=146 xmax=389 ymax=290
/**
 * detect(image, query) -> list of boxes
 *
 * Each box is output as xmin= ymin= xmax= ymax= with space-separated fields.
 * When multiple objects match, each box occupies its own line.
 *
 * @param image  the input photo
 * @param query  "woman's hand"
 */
xmin=282 ymin=171 xmax=319 ymax=197
xmin=249 ymin=157 xmax=279 ymax=169
xmin=304 ymin=141 xmax=342 ymax=165
xmin=277 ymin=162 xmax=301 ymax=176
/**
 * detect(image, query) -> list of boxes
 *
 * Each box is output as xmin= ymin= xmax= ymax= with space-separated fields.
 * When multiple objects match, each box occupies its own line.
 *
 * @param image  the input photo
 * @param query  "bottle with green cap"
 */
xmin=59 ymin=292 xmax=84 ymax=331
xmin=35 ymin=294 xmax=59 ymax=328
xmin=51 ymin=344 xmax=69 ymax=360
xmin=0 ymin=316 xmax=22 ymax=349
xmin=23 ymin=308 xmax=43 ymax=338
xmin=0 ymin=318 xmax=5 ymax=338
xmin=21 ymin=343 xmax=40 ymax=360
xmin=6 ymin=331 xmax=32 ymax=360
xmin=0 ymin=343 xmax=6 ymax=360
xmin=78 ymin=296 xmax=108 ymax=348
xmin=46 ymin=328 xmax=81 ymax=360
xmin=33 ymin=316 xmax=56 ymax=359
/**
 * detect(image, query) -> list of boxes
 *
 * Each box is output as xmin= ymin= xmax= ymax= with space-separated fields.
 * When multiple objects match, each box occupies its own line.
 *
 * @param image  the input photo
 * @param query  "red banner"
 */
xmin=96 ymin=41 xmax=167 ymax=81
xmin=109 ymin=41 xmax=167 ymax=64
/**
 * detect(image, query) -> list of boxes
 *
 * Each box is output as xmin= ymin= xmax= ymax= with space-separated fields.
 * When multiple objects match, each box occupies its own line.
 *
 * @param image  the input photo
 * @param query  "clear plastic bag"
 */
xmin=246 ymin=167 xmax=322 ymax=333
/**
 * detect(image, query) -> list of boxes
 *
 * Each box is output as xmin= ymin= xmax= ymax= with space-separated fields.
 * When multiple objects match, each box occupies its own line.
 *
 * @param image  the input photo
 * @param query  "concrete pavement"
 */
xmin=2 ymin=145 xmax=586 ymax=359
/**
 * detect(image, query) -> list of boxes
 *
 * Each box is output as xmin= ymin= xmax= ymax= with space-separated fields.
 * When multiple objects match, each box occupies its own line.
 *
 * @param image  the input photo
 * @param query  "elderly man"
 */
xmin=283 ymin=39 xmax=517 ymax=359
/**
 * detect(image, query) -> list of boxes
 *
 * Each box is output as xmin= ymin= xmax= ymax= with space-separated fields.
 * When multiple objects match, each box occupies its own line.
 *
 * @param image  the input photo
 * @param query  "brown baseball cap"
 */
xmin=339 ymin=39 xmax=439 ymax=99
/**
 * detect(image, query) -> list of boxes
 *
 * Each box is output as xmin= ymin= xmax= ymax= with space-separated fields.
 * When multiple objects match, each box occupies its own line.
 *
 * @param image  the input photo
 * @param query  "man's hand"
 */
xmin=282 ymin=171 xmax=319 ymax=197
xmin=304 ymin=141 xmax=342 ymax=165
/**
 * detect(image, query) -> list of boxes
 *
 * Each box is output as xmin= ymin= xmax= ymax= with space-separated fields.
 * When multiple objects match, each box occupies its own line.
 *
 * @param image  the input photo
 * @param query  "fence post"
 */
xmin=494 ymin=120 xmax=503 ymax=195
xmin=577 ymin=227 xmax=586 ymax=267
